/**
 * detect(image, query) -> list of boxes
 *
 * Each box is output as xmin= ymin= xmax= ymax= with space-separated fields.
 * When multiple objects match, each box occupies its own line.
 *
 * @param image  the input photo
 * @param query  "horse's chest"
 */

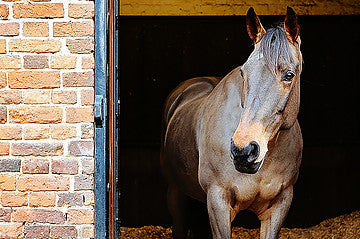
xmin=258 ymin=177 xmax=285 ymax=200
xmin=232 ymin=176 xmax=285 ymax=207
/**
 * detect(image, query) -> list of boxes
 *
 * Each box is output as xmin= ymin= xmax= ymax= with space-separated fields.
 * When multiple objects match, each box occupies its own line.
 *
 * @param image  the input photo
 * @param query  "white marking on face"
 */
xmin=257 ymin=157 xmax=265 ymax=171
xmin=254 ymin=149 xmax=267 ymax=164
xmin=233 ymin=122 xmax=269 ymax=165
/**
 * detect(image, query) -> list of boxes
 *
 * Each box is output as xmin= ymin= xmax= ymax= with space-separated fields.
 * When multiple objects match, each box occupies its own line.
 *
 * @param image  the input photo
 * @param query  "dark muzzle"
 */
xmin=230 ymin=139 xmax=261 ymax=174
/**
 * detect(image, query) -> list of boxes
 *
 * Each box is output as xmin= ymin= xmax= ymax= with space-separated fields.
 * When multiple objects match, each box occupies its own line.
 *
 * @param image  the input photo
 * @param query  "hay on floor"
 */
xmin=121 ymin=210 xmax=360 ymax=238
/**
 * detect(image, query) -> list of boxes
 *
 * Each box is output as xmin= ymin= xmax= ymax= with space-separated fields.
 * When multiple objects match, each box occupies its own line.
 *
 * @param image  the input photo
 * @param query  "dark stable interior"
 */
xmin=118 ymin=15 xmax=360 ymax=229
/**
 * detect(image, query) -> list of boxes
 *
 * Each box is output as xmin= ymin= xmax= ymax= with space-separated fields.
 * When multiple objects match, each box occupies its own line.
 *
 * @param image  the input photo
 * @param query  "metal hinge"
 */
xmin=94 ymin=95 xmax=105 ymax=128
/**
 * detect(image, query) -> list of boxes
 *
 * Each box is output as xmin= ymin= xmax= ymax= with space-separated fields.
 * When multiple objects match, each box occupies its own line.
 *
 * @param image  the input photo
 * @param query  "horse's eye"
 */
xmin=283 ymin=71 xmax=295 ymax=82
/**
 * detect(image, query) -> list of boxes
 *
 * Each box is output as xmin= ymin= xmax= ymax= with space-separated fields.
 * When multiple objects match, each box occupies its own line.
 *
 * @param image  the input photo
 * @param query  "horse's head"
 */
xmin=231 ymin=7 xmax=302 ymax=174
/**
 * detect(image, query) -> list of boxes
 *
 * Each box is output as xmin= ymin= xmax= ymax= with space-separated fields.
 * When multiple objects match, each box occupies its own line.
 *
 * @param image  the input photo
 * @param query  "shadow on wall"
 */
xmin=119 ymin=15 xmax=360 ymax=228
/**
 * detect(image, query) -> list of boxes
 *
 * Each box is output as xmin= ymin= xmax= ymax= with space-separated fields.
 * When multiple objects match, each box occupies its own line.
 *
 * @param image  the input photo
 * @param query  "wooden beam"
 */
xmin=120 ymin=0 xmax=360 ymax=16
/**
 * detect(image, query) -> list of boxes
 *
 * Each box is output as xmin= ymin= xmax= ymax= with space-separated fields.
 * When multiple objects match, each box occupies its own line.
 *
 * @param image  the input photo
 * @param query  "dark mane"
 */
xmin=258 ymin=26 xmax=296 ymax=75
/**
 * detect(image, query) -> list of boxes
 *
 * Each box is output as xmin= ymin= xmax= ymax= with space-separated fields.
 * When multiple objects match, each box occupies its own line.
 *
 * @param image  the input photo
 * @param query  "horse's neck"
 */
xmin=206 ymin=67 xmax=244 ymax=110
xmin=199 ymin=68 xmax=244 ymax=134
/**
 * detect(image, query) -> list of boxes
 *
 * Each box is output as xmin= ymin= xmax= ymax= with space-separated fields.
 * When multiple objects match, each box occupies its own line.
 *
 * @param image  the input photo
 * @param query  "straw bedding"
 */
xmin=121 ymin=210 xmax=360 ymax=238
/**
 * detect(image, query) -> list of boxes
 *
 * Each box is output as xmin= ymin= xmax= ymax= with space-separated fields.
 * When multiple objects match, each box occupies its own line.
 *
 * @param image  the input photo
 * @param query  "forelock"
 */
xmin=258 ymin=26 xmax=297 ymax=75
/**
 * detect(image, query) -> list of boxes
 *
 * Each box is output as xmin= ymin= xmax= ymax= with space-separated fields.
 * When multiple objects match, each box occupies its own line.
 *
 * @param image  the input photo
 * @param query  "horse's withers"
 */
xmin=161 ymin=7 xmax=303 ymax=239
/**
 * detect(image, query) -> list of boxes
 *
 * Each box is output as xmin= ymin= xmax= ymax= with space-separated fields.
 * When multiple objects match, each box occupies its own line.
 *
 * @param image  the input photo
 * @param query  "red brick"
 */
xmin=0 ymin=126 xmax=22 ymax=140
xmin=13 ymin=3 xmax=64 ymax=18
xmin=0 ymin=224 xmax=22 ymax=239
xmin=67 ymin=209 xmax=94 ymax=224
xmin=12 ymin=208 xmax=65 ymax=223
xmin=0 ymin=23 xmax=19 ymax=36
xmin=82 ymin=56 xmax=94 ymax=69
xmin=23 ymin=90 xmax=50 ymax=104
xmin=52 ymin=91 xmax=77 ymax=104
xmin=0 ymin=72 xmax=6 ymax=88
xmin=23 ymin=22 xmax=48 ymax=37
xmin=0 ymin=106 xmax=5 ymax=124
xmin=23 ymin=125 xmax=49 ymax=139
xmin=17 ymin=175 xmax=69 ymax=191
xmin=69 ymin=3 xmax=94 ymax=19
xmin=63 ymin=71 xmax=94 ymax=87
xmin=83 ymin=191 xmax=95 ymax=206
xmin=9 ymin=39 xmax=61 ymax=53
xmin=1 ymin=192 xmax=28 ymax=207
xmin=82 ymin=225 xmax=94 ymax=238
xmin=12 ymin=142 xmax=63 ymax=156
xmin=81 ymin=124 xmax=94 ymax=139
xmin=0 ymin=55 xmax=21 ymax=69
xmin=0 ymin=90 xmax=22 ymax=104
xmin=81 ymin=88 xmax=94 ymax=105
xmin=0 ymin=105 xmax=5 ymax=118
xmin=22 ymin=158 xmax=49 ymax=174
xmin=51 ymin=125 xmax=77 ymax=139
xmin=0 ymin=208 xmax=11 ymax=222
xmin=9 ymin=106 xmax=62 ymax=123
xmin=0 ymin=159 xmax=20 ymax=172
xmin=69 ymin=141 xmax=93 ymax=157
xmin=0 ymin=40 xmax=5 ymax=54
xmin=8 ymin=71 xmax=60 ymax=89
xmin=52 ymin=159 xmax=78 ymax=174
xmin=0 ymin=175 xmax=15 ymax=190
xmin=0 ymin=142 xmax=9 ymax=156
xmin=24 ymin=225 xmax=50 ymax=239
xmin=53 ymin=21 xmax=94 ymax=37
xmin=50 ymin=56 xmax=76 ymax=69
xmin=51 ymin=226 xmax=77 ymax=239
xmin=29 ymin=192 xmax=56 ymax=207
xmin=0 ymin=5 xmax=9 ymax=20
xmin=57 ymin=192 xmax=83 ymax=207
xmin=66 ymin=39 xmax=94 ymax=54
xmin=74 ymin=174 xmax=93 ymax=190
xmin=23 ymin=55 xmax=48 ymax=69
xmin=66 ymin=107 xmax=93 ymax=123
xmin=82 ymin=158 xmax=94 ymax=174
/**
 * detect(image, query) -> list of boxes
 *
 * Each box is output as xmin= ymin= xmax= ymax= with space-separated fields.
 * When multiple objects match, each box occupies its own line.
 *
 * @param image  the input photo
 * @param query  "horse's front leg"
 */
xmin=207 ymin=186 xmax=231 ymax=239
xmin=258 ymin=186 xmax=293 ymax=239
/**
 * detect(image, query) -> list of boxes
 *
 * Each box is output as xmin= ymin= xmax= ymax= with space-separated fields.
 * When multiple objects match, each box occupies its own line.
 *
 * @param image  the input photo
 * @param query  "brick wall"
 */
xmin=0 ymin=1 xmax=95 ymax=238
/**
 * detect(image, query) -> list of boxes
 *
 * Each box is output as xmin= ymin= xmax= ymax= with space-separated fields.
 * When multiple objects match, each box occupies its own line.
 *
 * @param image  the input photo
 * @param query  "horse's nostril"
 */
xmin=249 ymin=141 xmax=260 ymax=158
xmin=230 ymin=139 xmax=241 ymax=157
xmin=231 ymin=140 xmax=260 ymax=163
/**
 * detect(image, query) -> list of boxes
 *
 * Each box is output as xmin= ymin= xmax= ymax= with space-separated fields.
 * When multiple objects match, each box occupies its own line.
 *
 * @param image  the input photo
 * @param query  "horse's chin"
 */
xmin=234 ymin=158 xmax=264 ymax=174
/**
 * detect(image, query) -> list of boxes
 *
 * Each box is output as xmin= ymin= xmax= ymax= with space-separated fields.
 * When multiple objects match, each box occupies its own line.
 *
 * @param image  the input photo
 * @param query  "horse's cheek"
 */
xmin=281 ymin=80 xmax=300 ymax=129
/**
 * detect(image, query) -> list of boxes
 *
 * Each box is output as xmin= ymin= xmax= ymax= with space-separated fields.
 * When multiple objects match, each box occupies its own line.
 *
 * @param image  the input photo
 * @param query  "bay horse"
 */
xmin=161 ymin=7 xmax=303 ymax=239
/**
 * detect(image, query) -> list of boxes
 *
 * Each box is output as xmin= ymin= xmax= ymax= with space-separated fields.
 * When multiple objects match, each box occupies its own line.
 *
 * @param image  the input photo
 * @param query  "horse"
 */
xmin=161 ymin=7 xmax=303 ymax=239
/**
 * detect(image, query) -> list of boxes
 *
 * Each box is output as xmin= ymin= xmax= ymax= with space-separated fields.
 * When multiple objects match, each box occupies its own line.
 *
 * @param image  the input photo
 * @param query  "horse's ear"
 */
xmin=246 ymin=7 xmax=266 ymax=43
xmin=284 ymin=6 xmax=300 ymax=44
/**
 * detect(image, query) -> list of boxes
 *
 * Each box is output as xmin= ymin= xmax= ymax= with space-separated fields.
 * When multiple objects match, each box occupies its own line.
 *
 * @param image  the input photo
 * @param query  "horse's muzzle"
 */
xmin=231 ymin=139 xmax=261 ymax=174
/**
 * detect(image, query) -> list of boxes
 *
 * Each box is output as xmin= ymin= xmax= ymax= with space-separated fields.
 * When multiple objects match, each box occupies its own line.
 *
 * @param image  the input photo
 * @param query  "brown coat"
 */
xmin=161 ymin=7 xmax=303 ymax=239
